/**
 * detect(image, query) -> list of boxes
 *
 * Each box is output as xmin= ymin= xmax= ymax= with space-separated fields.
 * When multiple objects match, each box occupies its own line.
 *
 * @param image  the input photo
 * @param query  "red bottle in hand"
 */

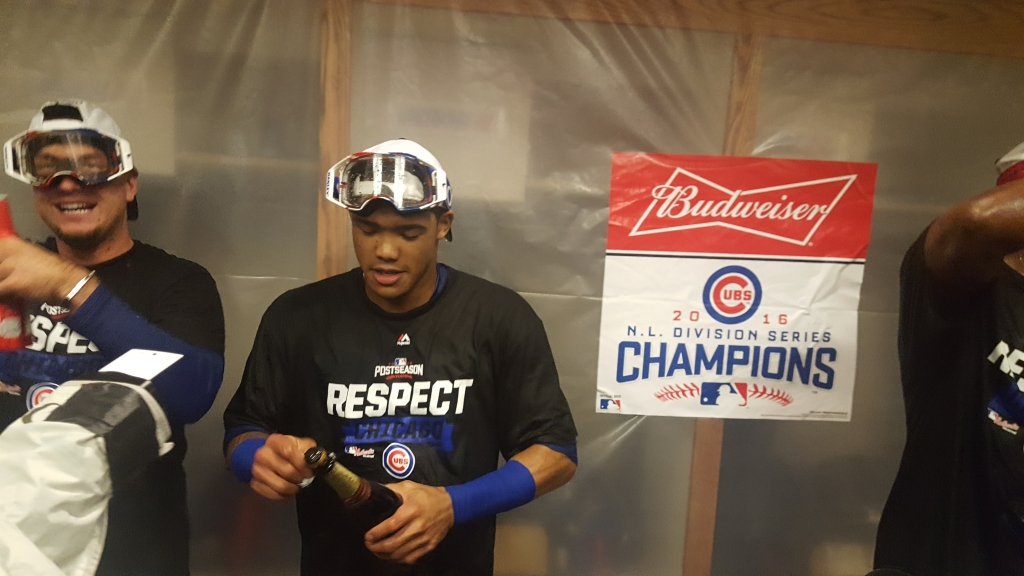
xmin=0 ymin=197 xmax=30 ymax=351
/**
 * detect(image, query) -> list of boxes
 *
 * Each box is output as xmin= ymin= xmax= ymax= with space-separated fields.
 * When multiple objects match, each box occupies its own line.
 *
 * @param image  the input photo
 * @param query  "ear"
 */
xmin=123 ymin=171 xmax=139 ymax=202
xmin=435 ymin=210 xmax=453 ymax=241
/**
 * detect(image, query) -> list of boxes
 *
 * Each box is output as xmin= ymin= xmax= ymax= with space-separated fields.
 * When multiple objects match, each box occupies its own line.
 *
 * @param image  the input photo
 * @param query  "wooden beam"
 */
xmin=681 ymin=31 xmax=764 ymax=576
xmin=366 ymin=0 xmax=1024 ymax=60
xmin=682 ymin=418 xmax=727 ymax=576
xmin=723 ymin=32 xmax=766 ymax=158
xmin=317 ymin=0 xmax=353 ymax=280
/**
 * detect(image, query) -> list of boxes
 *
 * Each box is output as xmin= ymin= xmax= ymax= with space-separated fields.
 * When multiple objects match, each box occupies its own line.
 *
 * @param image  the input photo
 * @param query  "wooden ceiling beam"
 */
xmin=366 ymin=0 xmax=1024 ymax=59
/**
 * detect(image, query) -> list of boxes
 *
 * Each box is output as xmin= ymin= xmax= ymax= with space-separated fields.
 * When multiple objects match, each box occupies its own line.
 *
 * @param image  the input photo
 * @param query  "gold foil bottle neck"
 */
xmin=324 ymin=461 xmax=361 ymax=499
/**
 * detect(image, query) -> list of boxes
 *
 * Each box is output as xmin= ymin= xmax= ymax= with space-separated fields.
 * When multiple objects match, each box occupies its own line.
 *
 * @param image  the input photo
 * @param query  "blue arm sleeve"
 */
xmin=229 ymin=437 xmax=267 ymax=484
xmin=225 ymin=425 xmax=271 ymax=484
xmin=445 ymin=460 xmax=536 ymax=525
xmin=65 ymin=284 xmax=225 ymax=425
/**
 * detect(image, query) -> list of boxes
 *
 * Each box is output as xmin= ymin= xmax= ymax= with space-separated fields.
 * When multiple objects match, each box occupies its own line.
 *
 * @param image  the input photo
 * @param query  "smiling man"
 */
xmin=0 ymin=100 xmax=225 ymax=575
xmin=224 ymin=139 xmax=578 ymax=575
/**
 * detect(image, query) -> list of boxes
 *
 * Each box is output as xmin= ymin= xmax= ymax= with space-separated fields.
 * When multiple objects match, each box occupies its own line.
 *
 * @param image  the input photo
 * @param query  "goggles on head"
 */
xmin=3 ymin=128 xmax=133 ymax=187
xmin=326 ymin=151 xmax=451 ymax=212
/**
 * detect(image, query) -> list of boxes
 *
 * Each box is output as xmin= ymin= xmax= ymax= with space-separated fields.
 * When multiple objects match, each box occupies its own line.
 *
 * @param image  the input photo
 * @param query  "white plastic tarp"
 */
xmin=0 ymin=380 xmax=172 ymax=576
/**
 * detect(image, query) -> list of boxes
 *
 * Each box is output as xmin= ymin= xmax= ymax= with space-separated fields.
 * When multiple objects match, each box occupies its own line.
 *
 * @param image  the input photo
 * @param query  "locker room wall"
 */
xmin=2 ymin=1 xmax=1023 ymax=575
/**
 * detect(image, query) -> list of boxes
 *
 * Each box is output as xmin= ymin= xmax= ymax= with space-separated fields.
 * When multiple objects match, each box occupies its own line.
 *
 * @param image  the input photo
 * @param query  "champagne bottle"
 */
xmin=0 ymin=196 xmax=29 ymax=351
xmin=304 ymin=446 xmax=403 ymax=532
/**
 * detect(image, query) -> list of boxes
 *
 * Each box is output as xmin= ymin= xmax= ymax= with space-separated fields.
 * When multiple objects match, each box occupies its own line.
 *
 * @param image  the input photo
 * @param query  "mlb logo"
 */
xmin=599 ymin=398 xmax=621 ymax=411
xmin=393 ymin=358 xmax=407 ymax=366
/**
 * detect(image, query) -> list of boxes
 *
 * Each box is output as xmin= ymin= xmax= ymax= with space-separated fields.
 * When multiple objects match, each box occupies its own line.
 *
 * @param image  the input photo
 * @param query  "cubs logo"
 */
xmin=702 ymin=265 xmax=762 ymax=324
xmin=382 ymin=442 xmax=415 ymax=479
xmin=25 ymin=382 xmax=59 ymax=410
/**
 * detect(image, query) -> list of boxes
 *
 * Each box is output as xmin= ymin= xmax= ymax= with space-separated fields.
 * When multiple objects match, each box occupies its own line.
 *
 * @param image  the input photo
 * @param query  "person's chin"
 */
xmin=368 ymin=283 xmax=410 ymax=302
xmin=53 ymin=228 xmax=104 ymax=252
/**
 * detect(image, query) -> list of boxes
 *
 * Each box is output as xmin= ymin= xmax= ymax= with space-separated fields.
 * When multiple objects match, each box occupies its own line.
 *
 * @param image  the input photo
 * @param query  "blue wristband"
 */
xmin=229 ymin=437 xmax=267 ymax=484
xmin=445 ymin=460 xmax=536 ymax=525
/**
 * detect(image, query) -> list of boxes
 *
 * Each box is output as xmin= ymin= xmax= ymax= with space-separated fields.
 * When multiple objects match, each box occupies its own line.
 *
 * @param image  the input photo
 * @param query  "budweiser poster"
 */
xmin=596 ymin=154 xmax=877 ymax=420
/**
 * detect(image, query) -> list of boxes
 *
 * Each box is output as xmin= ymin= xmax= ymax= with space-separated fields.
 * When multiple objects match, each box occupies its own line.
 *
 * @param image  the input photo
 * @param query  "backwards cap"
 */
xmin=368 ymin=139 xmax=451 ymax=241
xmin=327 ymin=138 xmax=453 ymax=240
xmin=29 ymin=100 xmax=125 ymax=140
xmin=16 ymin=100 xmax=138 ymax=220
xmin=364 ymin=138 xmax=448 ymax=200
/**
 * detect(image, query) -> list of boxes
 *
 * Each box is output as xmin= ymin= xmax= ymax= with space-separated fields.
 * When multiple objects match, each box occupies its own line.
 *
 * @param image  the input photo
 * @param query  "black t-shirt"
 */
xmin=224 ymin=266 xmax=577 ymax=576
xmin=0 ymin=240 xmax=225 ymax=576
xmin=875 ymin=232 xmax=1024 ymax=575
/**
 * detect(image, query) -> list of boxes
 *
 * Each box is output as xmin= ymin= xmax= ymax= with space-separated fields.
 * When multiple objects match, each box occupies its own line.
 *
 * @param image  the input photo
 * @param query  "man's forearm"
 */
xmin=65 ymin=284 xmax=224 ymax=425
xmin=511 ymin=443 xmax=577 ymax=497
xmin=926 ymin=177 xmax=1024 ymax=284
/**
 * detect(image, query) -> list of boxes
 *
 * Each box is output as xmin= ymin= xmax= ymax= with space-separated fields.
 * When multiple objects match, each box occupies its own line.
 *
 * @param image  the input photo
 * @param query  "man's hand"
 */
xmin=0 ymin=236 xmax=90 ymax=304
xmin=364 ymin=481 xmax=454 ymax=564
xmin=249 ymin=433 xmax=317 ymax=500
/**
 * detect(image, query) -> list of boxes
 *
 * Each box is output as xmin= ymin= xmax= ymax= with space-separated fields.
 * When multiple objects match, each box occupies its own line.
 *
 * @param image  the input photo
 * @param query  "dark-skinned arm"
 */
xmin=925 ymin=177 xmax=1024 ymax=287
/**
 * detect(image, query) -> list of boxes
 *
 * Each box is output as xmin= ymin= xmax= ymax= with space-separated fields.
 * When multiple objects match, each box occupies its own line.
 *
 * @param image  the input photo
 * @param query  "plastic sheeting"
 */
xmin=0 ymin=1 xmax=321 ymax=573
xmin=714 ymin=40 xmax=1024 ymax=576
xmin=2 ymin=1 xmax=1024 ymax=575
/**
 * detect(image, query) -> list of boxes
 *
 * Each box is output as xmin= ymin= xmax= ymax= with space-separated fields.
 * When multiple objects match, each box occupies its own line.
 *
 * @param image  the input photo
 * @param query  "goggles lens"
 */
xmin=9 ymin=130 xmax=129 ymax=186
xmin=327 ymin=152 xmax=448 ymax=211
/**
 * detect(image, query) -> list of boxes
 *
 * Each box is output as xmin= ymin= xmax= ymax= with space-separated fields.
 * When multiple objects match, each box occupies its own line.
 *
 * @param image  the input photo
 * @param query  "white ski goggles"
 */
xmin=3 ymin=129 xmax=134 ymax=187
xmin=326 ymin=151 xmax=451 ymax=212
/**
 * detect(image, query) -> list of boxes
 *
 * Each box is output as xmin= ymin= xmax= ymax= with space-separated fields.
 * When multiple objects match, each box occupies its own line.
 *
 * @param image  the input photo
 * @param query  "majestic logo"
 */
xmin=374 ymin=358 xmax=425 ymax=379
xmin=703 ymin=266 xmax=762 ymax=324
xmin=397 ymin=333 xmax=411 ymax=346
xmin=654 ymin=382 xmax=793 ymax=407
xmin=383 ymin=443 xmax=415 ymax=479
xmin=630 ymin=167 xmax=856 ymax=246
xmin=25 ymin=382 xmax=59 ymax=410
xmin=344 ymin=445 xmax=376 ymax=458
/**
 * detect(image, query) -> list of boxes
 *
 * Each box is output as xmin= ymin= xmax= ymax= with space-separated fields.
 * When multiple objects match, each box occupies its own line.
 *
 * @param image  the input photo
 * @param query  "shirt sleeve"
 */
xmin=494 ymin=294 xmax=577 ymax=460
xmin=223 ymin=295 xmax=296 ymax=441
xmin=135 ymin=269 xmax=226 ymax=355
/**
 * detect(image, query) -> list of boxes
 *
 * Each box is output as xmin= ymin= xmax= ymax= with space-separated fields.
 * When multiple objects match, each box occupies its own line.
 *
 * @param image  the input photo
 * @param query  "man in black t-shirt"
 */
xmin=224 ymin=139 xmax=578 ymax=575
xmin=874 ymin=141 xmax=1024 ymax=575
xmin=0 ymin=100 xmax=225 ymax=575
